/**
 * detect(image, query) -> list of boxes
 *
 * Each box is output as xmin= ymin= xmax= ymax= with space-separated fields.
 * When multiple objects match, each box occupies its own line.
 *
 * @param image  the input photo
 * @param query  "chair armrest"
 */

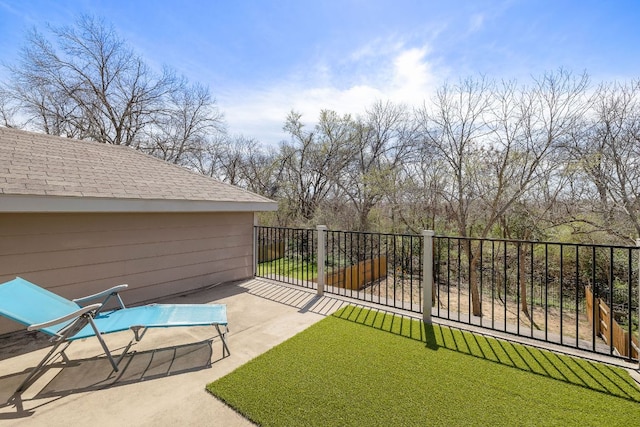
xmin=27 ymin=303 xmax=102 ymax=331
xmin=73 ymin=284 xmax=129 ymax=304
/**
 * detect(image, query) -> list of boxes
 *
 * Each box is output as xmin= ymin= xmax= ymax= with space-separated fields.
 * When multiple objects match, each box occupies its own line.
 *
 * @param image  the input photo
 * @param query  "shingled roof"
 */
xmin=0 ymin=126 xmax=277 ymax=212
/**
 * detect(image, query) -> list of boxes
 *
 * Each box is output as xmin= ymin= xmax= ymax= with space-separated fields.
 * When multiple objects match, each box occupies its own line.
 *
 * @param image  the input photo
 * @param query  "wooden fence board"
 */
xmin=585 ymin=287 xmax=639 ymax=358
xmin=258 ymin=241 xmax=285 ymax=262
xmin=320 ymin=256 xmax=387 ymax=290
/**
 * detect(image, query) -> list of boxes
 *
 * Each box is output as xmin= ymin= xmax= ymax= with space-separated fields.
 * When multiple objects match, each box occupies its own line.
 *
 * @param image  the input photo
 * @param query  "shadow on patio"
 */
xmin=0 ymin=278 xmax=349 ymax=426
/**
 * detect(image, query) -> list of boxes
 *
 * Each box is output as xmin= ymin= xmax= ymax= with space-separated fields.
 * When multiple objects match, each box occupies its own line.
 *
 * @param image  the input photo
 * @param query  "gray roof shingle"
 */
xmin=0 ymin=127 xmax=277 ymax=212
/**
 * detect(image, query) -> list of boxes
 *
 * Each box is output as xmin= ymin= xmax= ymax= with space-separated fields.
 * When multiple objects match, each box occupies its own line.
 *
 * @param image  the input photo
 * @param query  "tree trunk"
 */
xmin=518 ymin=243 xmax=529 ymax=316
xmin=465 ymin=240 xmax=482 ymax=317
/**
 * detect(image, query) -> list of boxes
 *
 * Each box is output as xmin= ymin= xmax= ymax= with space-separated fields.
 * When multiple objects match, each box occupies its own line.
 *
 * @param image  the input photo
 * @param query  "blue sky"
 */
xmin=1 ymin=0 xmax=639 ymax=145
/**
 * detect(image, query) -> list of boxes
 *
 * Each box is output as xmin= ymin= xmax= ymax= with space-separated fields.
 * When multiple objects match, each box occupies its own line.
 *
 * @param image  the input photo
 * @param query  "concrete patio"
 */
xmin=1 ymin=277 xmax=639 ymax=426
xmin=0 ymin=278 xmax=351 ymax=426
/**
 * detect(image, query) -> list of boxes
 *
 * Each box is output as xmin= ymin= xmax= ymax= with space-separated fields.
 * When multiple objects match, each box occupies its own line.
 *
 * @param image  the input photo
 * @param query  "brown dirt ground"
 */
xmin=364 ymin=274 xmax=595 ymax=342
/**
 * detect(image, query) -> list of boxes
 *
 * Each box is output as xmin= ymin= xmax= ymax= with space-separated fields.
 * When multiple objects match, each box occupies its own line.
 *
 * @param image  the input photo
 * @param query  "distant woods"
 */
xmin=2 ymin=16 xmax=640 ymax=245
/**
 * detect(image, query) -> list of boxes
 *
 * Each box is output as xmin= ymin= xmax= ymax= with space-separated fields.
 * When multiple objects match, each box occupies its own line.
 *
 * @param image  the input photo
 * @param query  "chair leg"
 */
xmin=13 ymin=314 xmax=96 ymax=395
xmin=15 ymin=339 xmax=72 ymax=394
xmin=215 ymin=324 xmax=230 ymax=357
xmin=87 ymin=316 xmax=120 ymax=372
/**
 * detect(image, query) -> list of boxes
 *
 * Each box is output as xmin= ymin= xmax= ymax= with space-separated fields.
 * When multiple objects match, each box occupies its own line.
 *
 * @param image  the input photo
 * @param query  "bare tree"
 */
xmin=239 ymin=144 xmax=286 ymax=199
xmin=417 ymin=71 xmax=589 ymax=316
xmin=184 ymin=132 xmax=226 ymax=178
xmin=416 ymin=76 xmax=493 ymax=237
xmin=280 ymin=110 xmax=355 ymax=224
xmin=565 ymin=80 xmax=640 ymax=242
xmin=338 ymin=101 xmax=416 ymax=231
xmin=392 ymin=148 xmax=448 ymax=233
xmin=187 ymin=131 xmax=283 ymax=203
xmin=0 ymin=85 xmax=22 ymax=128
xmin=415 ymin=77 xmax=493 ymax=315
xmin=7 ymin=15 xmax=174 ymax=145
xmin=144 ymin=81 xmax=226 ymax=165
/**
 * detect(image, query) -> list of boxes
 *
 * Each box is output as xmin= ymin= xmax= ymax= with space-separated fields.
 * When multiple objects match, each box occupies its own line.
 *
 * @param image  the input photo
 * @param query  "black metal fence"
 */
xmin=254 ymin=226 xmax=640 ymax=362
xmin=323 ymin=229 xmax=423 ymax=312
xmin=254 ymin=226 xmax=317 ymax=289
xmin=433 ymin=237 xmax=639 ymax=360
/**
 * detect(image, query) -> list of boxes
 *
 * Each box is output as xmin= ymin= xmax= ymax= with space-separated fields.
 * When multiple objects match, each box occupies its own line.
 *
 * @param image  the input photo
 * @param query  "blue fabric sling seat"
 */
xmin=0 ymin=277 xmax=229 ymax=395
xmin=73 ymin=304 xmax=228 ymax=340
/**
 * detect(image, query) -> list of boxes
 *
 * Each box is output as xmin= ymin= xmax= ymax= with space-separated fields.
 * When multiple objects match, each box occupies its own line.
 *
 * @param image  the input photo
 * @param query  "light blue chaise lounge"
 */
xmin=0 ymin=277 xmax=229 ymax=394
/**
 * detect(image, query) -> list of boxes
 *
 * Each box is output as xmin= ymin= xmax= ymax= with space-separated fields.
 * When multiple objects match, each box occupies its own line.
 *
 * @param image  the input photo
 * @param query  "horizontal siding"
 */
xmin=0 ymin=212 xmax=254 ymax=335
xmin=0 ymin=220 xmax=249 ymax=256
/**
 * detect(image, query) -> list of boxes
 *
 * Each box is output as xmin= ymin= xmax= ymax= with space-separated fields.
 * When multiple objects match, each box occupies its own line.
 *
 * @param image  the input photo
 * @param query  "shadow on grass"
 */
xmin=332 ymin=304 xmax=640 ymax=403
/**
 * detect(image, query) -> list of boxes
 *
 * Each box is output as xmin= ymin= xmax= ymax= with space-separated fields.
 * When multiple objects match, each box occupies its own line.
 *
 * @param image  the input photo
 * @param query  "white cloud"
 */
xmin=389 ymin=47 xmax=436 ymax=105
xmin=220 ymin=41 xmax=441 ymax=146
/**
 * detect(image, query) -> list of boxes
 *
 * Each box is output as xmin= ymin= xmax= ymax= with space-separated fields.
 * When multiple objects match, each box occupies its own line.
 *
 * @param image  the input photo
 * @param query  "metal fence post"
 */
xmin=253 ymin=215 xmax=259 ymax=277
xmin=636 ymin=238 xmax=640 ymax=367
xmin=317 ymin=225 xmax=327 ymax=296
xmin=422 ymin=230 xmax=435 ymax=324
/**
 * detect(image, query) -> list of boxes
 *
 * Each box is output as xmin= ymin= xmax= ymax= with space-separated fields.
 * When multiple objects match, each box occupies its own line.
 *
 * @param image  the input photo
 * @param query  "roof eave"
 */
xmin=0 ymin=194 xmax=278 ymax=213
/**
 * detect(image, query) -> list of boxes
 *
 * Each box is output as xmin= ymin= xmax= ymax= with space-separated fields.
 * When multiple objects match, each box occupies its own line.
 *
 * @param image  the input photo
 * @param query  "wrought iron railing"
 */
xmin=432 ymin=237 xmax=639 ymax=360
xmin=254 ymin=226 xmax=640 ymax=362
xmin=254 ymin=226 xmax=317 ymax=289
xmin=322 ymin=229 xmax=423 ymax=312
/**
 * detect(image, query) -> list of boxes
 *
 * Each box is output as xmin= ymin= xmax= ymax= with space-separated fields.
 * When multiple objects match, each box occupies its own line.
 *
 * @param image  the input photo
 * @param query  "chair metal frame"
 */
xmin=0 ymin=278 xmax=230 ymax=396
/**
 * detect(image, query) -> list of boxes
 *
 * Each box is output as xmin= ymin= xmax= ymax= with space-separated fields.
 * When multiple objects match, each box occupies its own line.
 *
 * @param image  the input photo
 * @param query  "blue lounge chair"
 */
xmin=0 ymin=277 xmax=229 ymax=394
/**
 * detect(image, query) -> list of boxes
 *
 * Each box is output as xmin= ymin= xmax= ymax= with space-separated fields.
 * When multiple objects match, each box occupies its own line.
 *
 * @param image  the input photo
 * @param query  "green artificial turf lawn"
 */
xmin=207 ymin=306 xmax=640 ymax=426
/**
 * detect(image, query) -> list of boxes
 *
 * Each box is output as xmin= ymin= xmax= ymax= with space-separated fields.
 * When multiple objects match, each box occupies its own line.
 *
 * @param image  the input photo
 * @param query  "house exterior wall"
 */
xmin=0 ymin=211 xmax=254 ymax=335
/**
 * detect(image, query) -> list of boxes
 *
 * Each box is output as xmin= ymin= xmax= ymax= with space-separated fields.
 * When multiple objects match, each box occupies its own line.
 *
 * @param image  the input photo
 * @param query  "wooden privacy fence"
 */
xmin=315 ymin=256 xmax=387 ymax=290
xmin=586 ymin=287 xmax=639 ymax=359
xmin=258 ymin=241 xmax=285 ymax=263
